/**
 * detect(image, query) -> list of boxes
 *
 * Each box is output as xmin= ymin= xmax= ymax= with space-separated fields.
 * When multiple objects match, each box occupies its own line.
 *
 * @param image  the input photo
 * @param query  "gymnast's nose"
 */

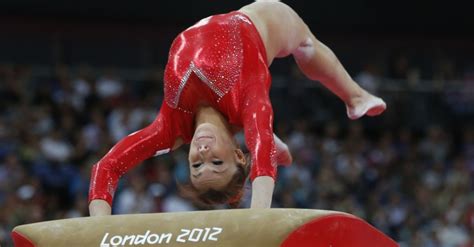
xmin=198 ymin=144 xmax=210 ymax=153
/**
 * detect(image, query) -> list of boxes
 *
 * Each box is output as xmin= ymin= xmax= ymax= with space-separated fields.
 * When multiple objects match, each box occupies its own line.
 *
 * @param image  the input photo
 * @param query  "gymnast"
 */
xmin=88 ymin=0 xmax=386 ymax=216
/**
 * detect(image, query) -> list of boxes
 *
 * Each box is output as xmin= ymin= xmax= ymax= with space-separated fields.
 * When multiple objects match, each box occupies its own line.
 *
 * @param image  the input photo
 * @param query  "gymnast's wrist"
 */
xmin=249 ymin=168 xmax=277 ymax=182
xmin=89 ymin=199 xmax=112 ymax=216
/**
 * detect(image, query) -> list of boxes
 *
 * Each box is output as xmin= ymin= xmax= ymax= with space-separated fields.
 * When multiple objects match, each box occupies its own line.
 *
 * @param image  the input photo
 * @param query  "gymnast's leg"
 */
xmin=294 ymin=36 xmax=385 ymax=119
xmin=285 ymin=8 xmax=386 ymax=119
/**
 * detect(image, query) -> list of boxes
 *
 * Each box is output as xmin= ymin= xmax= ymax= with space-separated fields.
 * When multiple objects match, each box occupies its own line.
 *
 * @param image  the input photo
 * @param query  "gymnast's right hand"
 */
xmin=89 ymin=199 xmax=112 ymax=216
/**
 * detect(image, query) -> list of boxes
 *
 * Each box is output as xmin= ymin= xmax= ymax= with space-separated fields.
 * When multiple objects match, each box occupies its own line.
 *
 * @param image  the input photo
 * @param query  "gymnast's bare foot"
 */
xmin=346 ymin=91 xmax=386 ymax=120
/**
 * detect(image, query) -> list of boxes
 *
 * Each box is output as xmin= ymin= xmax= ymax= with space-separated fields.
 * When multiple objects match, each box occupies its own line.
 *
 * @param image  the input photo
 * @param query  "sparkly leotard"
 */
xmin=89 ymin=11 xmax=278 ymax=205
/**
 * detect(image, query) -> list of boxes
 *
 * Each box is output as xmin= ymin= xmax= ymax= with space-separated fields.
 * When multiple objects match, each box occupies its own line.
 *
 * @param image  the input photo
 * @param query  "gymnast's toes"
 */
xmin=346 ymin=93 xmax=386 ymax=120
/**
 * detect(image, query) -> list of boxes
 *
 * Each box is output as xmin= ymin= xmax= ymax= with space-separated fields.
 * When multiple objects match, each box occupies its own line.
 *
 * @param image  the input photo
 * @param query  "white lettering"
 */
xmin=188 ymin=228 xmax=203 ymax=242
xmin=209 ymin=227 xmax=223 ymax=241
xmin=202 ymin=228 xmax=211 ymax=241
xmin=147 ymin=234 xmax=160 ymax=244
xmin=160 ymin=233 xmax=172 ymax=244
xmin=110 ymin=236 xmax=122 ymax=246
xmin=100 ymin=233 xmax=110 ymax=247
xmin=134 ymin=230 xmax=150 ymax=245
xmin=123 ymin=235 xmax=136 ymax=245
xmin=98 ymin=227 xmax=221 ymax=246
xmin=176 ymin=229 xmax=190 ymax=243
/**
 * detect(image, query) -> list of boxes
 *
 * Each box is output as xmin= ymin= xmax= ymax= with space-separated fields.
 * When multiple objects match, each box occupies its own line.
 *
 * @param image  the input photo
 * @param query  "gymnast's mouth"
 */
xmin=197 ymin=136 xmax=214 ymax=140
xmin=193 ymin=134 xmax=216 ymax=147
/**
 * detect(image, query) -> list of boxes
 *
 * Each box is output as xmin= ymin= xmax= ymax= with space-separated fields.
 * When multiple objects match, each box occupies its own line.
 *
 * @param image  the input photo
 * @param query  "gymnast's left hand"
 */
xmin=89 ymin=199 xmax=112 ymax=216
xmin=250 ymin=176 xmax=275 ymax=208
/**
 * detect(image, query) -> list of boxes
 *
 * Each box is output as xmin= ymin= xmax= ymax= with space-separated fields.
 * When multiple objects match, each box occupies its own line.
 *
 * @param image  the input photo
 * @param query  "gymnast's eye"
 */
xmin=212 ymin=160 xmax=223 ymax=165
xmin=192 ymin=163 xmax=202 ymax=168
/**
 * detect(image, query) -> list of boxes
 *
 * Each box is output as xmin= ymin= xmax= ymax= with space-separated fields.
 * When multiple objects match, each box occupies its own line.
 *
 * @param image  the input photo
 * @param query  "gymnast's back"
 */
xmin=162 ymin=9 xmax=271 ymax=140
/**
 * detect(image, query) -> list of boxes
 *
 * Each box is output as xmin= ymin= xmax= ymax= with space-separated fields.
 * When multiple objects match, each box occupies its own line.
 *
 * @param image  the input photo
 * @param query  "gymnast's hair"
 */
xmin=179 ymin=155 xmax=251 ymax=208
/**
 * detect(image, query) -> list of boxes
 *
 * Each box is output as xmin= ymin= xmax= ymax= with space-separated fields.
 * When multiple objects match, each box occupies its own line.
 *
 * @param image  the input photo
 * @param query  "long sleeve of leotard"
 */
xmin=88 ymin=105 xmax=176 ymax=206
xmin=240 ymin=83 xmax=277 ymax=182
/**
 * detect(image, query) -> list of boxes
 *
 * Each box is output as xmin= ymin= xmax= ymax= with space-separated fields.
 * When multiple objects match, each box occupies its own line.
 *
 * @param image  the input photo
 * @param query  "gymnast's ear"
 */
xmin=234 ymin=149 xmax=247 ymax=166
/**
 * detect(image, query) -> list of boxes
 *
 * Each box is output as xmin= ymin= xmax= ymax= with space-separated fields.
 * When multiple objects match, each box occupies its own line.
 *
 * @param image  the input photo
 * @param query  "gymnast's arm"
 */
xmin=89 ymin=105 xmax=181 ymax=216
xmin=241 ymin=87 xmax=277 ymax=208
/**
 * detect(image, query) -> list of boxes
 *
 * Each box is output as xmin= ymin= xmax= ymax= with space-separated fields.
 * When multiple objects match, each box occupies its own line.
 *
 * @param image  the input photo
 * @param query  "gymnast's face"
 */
xmin=188 ymin=123 xmax=246 ymax=191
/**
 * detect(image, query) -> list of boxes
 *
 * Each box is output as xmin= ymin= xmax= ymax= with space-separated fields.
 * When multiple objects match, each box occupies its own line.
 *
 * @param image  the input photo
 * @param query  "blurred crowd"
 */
xmin=0 ymin=56 xmax=473 ymax=247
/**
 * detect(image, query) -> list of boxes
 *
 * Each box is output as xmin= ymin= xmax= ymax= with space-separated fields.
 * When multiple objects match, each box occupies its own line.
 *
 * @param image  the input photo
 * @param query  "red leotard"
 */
xmin=89 ymin=11 xmax=278 ymax=205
